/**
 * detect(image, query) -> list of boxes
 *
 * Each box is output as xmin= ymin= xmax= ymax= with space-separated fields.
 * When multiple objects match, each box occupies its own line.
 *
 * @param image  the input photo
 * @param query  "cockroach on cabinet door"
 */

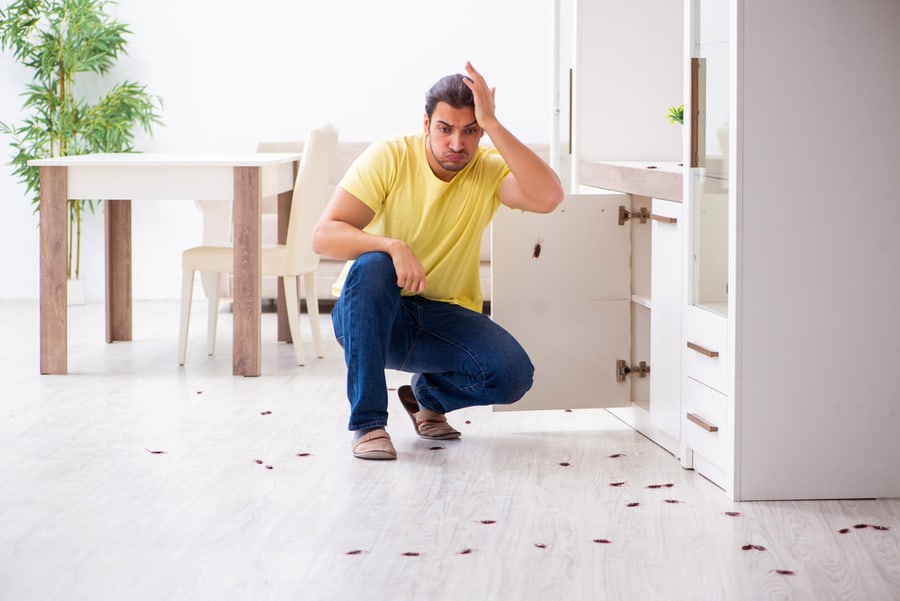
xmin=532 ymin=238 xmax=543 ymax=259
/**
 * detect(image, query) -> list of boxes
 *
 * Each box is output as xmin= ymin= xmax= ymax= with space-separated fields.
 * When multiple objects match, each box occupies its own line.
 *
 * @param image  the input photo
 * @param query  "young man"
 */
xmin=312 ymin=62 xmax=564 ymax=459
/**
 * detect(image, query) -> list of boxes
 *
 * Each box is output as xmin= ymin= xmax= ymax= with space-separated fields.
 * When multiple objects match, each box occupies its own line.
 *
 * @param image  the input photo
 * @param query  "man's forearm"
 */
xmin=312 ymin=221 xmax=396 ymax=261
xmin=486 ymin=122 xmax=564 ymax=212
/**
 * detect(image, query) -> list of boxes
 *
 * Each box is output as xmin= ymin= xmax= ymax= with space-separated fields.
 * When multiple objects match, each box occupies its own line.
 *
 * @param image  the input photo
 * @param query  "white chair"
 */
xmin=178 ymin=123 xmax=339 ymax=366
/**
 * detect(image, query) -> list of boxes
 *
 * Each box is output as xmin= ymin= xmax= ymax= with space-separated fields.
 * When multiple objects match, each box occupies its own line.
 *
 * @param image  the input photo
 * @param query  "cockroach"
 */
xmin=265 ymin=465 xmax=274 ymax=470
xmin=592 ymin=538 xmax=612 ymax=544
xmin=608 ymin=453 xmax=626 ymax=458
xmin=723 ymin=511 xmax=742 ymax=517
xmin=260 ymin=410 xmax=272 ymax=415
xmin=563 ymin=408 xmax=573 ymax=413
xmin=663 ymin=499 xmax=683 ymax=504
xmin=609 ymin=481 xmax=627 ymax=487
xmin=534 ymin=543 xmax=547 ymax=549
xmin=254 ymin=459 xmax=264 ymax=464
xmin=402 ymin=551 xmax=421 ymax=557
xmin=770 ymin=569 xmax=796 ymax=576
xmin=144 ymin=448 xmax=166 ymax=455
xmin=295 ymin=452 xmax=312 ymax=457
xmin=458 ymin=548 xmax=474 ymax=555
xmin=626 ymin=502 xmax=640 ymax=508
xmin=479 ymin=520 xmax=496 ymax=525
xmin=429 ymin=446 xmax=446 ymax=451
xmin=559 ymin=462 xmax=571 ymax=467
xmin=646 ymin=483 xmax=675 ymax=489
xmin=846 ymin=523 xmax=891 ymax=531
xmin=741 ymin=544 xmax=767 ymax=551
xmin=532 ymin=239 xmax=544 ymax=259
xmin=196 ymin=390 xmax=203 ymax=395
xmin=344 ymin=549 xmax=367 ymax=555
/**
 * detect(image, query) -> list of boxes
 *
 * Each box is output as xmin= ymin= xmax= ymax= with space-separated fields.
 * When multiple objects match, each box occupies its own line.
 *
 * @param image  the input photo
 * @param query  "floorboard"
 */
xmin=0 ymin=300 xmax=897 ymax=601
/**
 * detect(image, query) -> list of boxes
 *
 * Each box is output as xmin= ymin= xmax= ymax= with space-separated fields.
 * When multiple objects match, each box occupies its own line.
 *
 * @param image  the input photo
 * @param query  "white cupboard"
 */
xmin=495 ymin=0 xmax=900 ymax=501
xmin=492 ymin=184 xmax=684 ymax=458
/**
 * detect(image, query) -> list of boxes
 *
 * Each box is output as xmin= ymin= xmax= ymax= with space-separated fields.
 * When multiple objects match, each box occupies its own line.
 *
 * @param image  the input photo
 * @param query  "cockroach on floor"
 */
xmin=532 ymin=239 xmax=544 ymax=259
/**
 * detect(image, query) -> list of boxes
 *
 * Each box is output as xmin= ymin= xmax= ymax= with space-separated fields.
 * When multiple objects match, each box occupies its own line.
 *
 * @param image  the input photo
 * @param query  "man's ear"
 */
xmin=423 ymin=114 xmax=430 ymax=134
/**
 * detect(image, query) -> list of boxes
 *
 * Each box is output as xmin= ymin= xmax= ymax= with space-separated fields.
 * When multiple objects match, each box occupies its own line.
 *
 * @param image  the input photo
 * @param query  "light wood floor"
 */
xmin=1 ymin=300 xmax=898 ymax=601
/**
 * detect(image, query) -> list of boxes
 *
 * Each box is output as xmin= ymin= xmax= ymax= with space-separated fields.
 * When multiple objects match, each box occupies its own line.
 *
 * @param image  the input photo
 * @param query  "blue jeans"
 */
xmin=332 ymin=252 xmax=534 ymax=432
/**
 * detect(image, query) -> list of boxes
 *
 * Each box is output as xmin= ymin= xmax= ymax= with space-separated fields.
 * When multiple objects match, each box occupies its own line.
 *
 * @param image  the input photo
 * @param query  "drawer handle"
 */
xmin=687 ymin=341 xmax=719 ymax=358
xmin=687 ymin=412 xmax=719 ymax=433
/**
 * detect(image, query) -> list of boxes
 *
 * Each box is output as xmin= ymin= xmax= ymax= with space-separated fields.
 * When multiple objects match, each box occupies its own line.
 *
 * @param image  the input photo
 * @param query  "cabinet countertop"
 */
xmin=579 ymin=160 xmax=683 ymax=202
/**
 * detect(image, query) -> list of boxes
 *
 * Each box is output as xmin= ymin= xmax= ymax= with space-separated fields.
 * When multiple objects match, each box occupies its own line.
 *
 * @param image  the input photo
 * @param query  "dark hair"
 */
xmin=424 ymin=74 xmax=474 ymax=119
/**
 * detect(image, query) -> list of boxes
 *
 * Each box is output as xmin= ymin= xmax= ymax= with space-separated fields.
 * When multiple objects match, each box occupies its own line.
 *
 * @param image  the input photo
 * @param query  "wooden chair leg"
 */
xmin=201 ymin=271 xmax=220 ymax=356
xmin=178 ymin=270 xmax=195 ymax=365
xmin=305 ymin=274 xmax=324 ymax=358
xmin=283 ymin=275 xmax=305 ymax=365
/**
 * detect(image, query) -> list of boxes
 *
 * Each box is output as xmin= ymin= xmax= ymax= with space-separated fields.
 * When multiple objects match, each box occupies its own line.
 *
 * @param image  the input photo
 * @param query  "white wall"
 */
xmin=0 ymin=0 xmax=554 ymax=300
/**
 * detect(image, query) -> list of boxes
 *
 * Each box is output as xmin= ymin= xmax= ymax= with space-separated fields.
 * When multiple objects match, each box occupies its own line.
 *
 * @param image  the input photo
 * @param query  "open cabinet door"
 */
xmin=491 ymin=193 xmax=632 ymax=411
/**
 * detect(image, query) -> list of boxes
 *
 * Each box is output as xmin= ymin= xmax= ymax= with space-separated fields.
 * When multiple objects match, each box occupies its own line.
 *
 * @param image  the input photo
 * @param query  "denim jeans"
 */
xmin=332 ymin=251 xmax=534 ymax=432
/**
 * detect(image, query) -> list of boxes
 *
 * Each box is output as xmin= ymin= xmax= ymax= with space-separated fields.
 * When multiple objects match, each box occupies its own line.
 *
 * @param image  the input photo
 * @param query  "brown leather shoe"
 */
xmin=397 ymin=385 xmax=461 ymax=440
xmin=352 ymin=428 xmax=397 ymax=460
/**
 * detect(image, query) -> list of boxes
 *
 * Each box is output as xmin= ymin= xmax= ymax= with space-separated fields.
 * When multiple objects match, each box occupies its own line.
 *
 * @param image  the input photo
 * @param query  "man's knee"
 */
xmin=344 ymin=252 xmax=397 ymax=296
xmin=490 ymin=354 xmax=535 ymax=406
xmin=349 ymin=251 xmax=394 ymax=278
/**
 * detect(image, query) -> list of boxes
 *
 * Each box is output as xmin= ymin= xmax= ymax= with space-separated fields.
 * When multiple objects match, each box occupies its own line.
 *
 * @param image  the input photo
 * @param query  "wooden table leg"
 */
xmin=232 ymin=166 xmax=262 ymax=376
xmin=39 ymin=166 xmax=68 ymax=374
xmin=105 ymin=199 xmax=132 ymax=342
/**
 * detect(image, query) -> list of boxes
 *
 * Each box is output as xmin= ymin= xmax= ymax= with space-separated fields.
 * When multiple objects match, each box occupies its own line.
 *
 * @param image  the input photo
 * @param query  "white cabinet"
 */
xmin=680 ymin=0 xmax=900 ymax=500
xmin=492 ymin=189 xmax=683 ymax=457
xmin=505 ymin=0 xmax=900 ymax=501
xmin=502 ymin=0 xmax=686 ymax=454
xmin=553 ymin=0 xmax=683 ymax=182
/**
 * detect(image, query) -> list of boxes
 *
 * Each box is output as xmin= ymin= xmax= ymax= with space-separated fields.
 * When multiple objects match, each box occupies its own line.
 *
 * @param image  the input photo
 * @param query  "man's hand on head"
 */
xmin=462 ymin=62 xmax=500 ymax=133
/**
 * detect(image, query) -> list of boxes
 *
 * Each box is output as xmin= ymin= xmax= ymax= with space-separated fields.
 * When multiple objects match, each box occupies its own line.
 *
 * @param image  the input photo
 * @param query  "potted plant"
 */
xmin=0 ymin=0 xmax=162 ymax=301
xmin=666 ymin=104 xmax=684 ymax=125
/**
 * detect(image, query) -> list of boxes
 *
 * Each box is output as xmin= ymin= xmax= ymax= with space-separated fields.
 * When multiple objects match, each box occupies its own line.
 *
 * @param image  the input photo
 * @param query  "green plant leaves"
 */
xmin=1 ymin=0 xmax=164 ymax=278
xmin=666 ymin=104 xmax=684 ymax=125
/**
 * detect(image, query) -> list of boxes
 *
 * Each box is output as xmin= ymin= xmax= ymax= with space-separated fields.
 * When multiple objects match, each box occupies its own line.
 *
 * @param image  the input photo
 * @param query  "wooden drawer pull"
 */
xmin=687 ymin=341 xmax=719 ymax=358
xmin=687 ymin=412 xmax=719 ymax=433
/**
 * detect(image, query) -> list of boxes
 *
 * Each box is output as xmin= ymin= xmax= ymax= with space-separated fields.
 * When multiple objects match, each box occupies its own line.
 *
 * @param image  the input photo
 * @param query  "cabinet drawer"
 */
xmin=683 ymin=377 xmax=725 ymax=468
xmin=683 ymin=306 xmax=727 ymax=393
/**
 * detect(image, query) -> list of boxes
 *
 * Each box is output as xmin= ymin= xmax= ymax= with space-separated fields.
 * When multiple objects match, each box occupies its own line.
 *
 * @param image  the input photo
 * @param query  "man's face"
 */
xmin=424 ymin=101 xmax=484 ymax=180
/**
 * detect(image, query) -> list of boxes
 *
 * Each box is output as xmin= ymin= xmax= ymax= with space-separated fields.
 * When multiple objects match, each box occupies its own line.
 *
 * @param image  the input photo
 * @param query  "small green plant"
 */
xmin=666 ymin=104 xmax=684 ymax=125
xmin=0 ymin=0 xmax=163 ymax=280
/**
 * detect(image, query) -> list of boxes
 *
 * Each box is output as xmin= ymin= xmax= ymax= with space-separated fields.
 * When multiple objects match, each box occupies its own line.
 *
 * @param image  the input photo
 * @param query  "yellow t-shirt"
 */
xmin=332 ymin=133 xmax=510 ymax=313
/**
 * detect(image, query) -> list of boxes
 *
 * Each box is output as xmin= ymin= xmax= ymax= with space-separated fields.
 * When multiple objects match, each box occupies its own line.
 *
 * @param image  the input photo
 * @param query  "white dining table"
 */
xmin=29 ymin=152 xmax=303 ymax=376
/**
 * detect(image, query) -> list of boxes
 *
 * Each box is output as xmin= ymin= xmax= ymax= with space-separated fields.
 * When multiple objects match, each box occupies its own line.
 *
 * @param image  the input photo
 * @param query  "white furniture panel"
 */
xmin=648 ymin=199 xmax=683 ymax=439
xmin=682 ymin=306 xmax=727 ymax=394
xmin=491 ymin=193 xmax=632 ymax=412
xmin=682 ymin=376 xmax=725 ymax=473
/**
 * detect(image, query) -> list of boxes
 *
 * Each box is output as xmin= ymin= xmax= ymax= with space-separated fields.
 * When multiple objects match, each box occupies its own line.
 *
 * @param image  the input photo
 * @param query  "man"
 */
xmin=312 ymin=62 xmax=564 ymax=460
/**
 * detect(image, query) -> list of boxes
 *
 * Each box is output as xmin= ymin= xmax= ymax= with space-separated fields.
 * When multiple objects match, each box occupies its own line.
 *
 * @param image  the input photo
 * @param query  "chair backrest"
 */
xmin=284 ymin=123 xmax=339 ymax=271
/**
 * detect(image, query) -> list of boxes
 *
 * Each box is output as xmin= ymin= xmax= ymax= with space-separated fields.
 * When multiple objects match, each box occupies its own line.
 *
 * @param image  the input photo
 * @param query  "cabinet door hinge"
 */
xmin=618 ymin=205 xmax=678 ymax=225
xmin=616 ymin=359 xmax=650 ymax=383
